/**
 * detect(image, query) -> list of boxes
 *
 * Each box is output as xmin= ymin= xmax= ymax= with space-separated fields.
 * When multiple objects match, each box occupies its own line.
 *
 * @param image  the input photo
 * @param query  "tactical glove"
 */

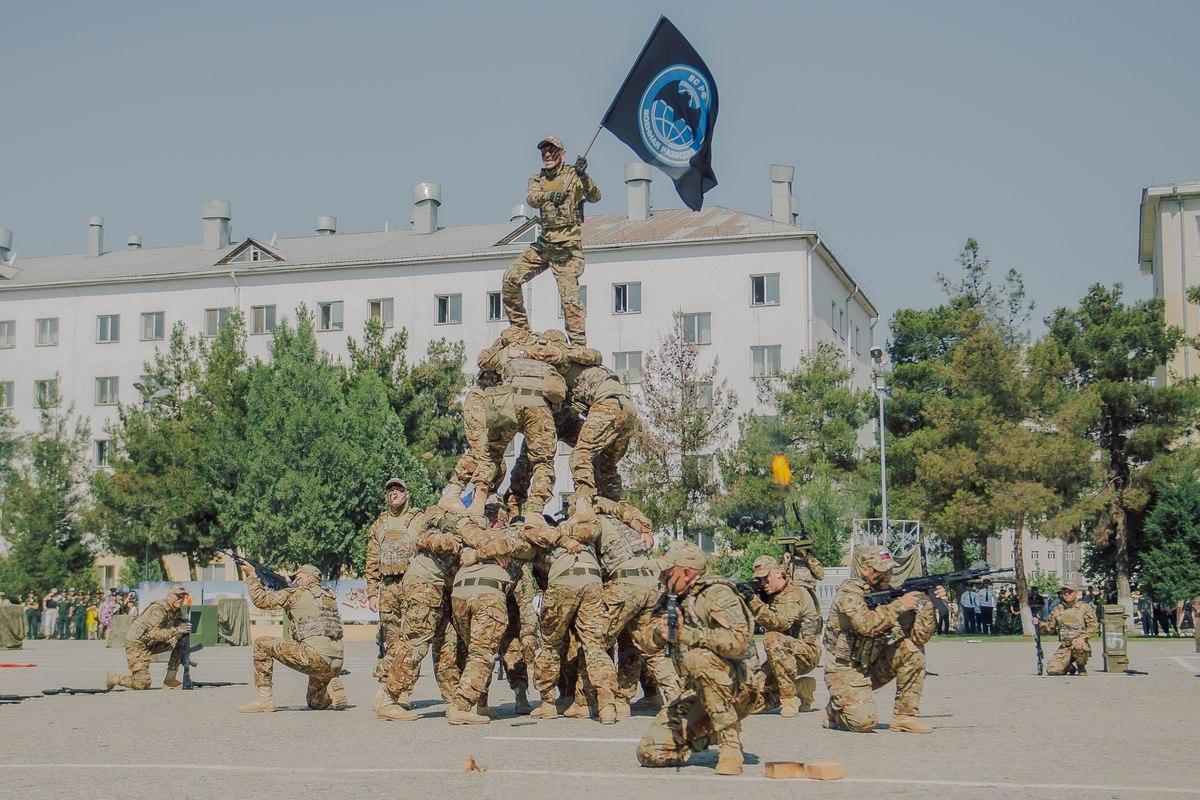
xmin=573 ymin=156 xmax=588 ymax=174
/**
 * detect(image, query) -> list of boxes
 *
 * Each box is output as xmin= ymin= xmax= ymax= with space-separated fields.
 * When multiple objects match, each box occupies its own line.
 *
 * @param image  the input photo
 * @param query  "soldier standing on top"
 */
xmin=501 ymin=136 xmax=601 ymax=346
xmin=106 ymin=585 xmax=191 ymax=691
xmin=1039 ymin=582 xmax=1099 ymax=676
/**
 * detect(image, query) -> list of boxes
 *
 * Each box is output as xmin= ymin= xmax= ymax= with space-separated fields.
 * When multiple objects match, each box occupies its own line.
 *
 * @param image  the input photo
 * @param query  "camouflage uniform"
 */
xmin=1040 ymin=594 xmax=1099 ymax=676
xmin=498 ymin=561 xmax=539 ymax=701
xmin=748 ymin=559 xmax=822 ymax=712
xmin=476 ymin=332 xmax=566 ymax=516
xmin=113 ymin=596 xmax=187 ymax=690
xmin=502 ymin=157 xmax=601 ymax=344
xmin=507 ymin=402 xmax=583 ymax=518
xmin=448 ymin=372 xmax=503 ymax=503
xmin=822 ymin=552 xmax=935 ymax=733
xmin=635 ymin=542 xmax=760 ymax=773
xmin=365 ymin=503 xmax=425 ymax=680
xmin=554 ymin=348 xmax=637 ymax=507
xmin=246 ymin=571 xmax=347 ymax=710
xmin=384 ymin=509 xmax=461 ymax=705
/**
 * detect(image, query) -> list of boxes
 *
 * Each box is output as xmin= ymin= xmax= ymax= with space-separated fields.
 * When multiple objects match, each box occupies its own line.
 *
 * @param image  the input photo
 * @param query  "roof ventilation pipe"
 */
xmin=510 ymin=204 xmax=534 ymax=223
xmin=769 ymin=164 xmax=795 ymax=225
xmin=315 ymin=216 xmax=337 ymax=236
xmin=202 ymin=200 xmax=232 ymax=250
xmin=127 ymin=234 xmax=143 ymax=250
xmin=412 ymin=183 xmax=441 ymax=234
xmin=87 ymin=216 xmax=105 ymax=257
xmin=624 ymin=162 xmax=652 ymax=222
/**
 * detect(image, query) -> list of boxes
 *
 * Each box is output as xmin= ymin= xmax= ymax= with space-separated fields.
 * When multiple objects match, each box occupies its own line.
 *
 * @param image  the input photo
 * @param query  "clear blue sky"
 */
xmin=3 ymin=1 xmax=1197 ymax=331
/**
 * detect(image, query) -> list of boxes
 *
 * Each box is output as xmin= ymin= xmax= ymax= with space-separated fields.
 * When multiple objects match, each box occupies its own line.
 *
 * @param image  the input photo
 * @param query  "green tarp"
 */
xmin=106 ymin=613 xmax=132 ymax=648
xmin=0 ymin=603 xmax=24 ymax=649
xmin=217 ymin=598 xmax=249 ymax=646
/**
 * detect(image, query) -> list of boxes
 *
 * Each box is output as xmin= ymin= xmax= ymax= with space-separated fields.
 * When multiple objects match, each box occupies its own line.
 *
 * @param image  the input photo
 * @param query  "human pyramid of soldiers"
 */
xmin=101 ymin=137 xmax=1097 ymax=776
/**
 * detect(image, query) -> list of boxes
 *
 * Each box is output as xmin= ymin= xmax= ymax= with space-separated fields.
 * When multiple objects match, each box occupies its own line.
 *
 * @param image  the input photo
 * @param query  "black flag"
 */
xmin=601 ymin=17 xmax=719 ymax=211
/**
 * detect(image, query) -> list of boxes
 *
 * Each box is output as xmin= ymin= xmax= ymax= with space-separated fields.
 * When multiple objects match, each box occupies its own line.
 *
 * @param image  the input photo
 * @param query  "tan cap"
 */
xmin=751 ymin=555 xmax=780 ymax=578
xmin=856 ymin=548 xmax=895 ymax=572
xmin=384 ymin=477 xmax=408 ymax=492
xmin=661 ymin=540 xmax=706 ymax=571
xmin=166 ymin=585 xmax=188 ymax=598
xmin=537 ymin=135 xmax=565 ymax=151
xmin=1059 ymin=582 xmax=1078 ymax=593
xmin=293 ymin=564 xmax=322 ymax=580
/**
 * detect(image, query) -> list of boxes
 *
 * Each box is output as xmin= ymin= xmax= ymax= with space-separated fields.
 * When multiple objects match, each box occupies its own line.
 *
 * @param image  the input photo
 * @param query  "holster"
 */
xmin=532 ymin=236 xmax=572 ymax=264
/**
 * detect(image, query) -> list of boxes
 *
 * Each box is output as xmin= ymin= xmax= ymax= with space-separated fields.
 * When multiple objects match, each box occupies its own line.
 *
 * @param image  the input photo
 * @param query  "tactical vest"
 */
xmin=504 ymin=348 xmax=566 ymax=406
xmin=1052 ymin=602 xmax=1092 ymax=643
xmin=128 ymin=600 xmax=183 ymax=643
xmin=535 ymin=168 xmax=584 ymax=232
xmin=596 ymin=515 xmax=649 ymax=574
xmin=377 ymin=508 xmax=418 ymax=577
xmin=291 ymin=585 xmax=343 ymax=642
xmin=824 ymin=579 xmax=898 ymax=668
xmin=680 ymin=576 xmax=758 ymax=667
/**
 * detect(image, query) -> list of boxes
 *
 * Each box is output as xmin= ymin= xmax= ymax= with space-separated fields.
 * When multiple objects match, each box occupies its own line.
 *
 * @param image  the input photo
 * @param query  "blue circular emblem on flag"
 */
xmin=638 ymin=64 xmax=713 ymax=168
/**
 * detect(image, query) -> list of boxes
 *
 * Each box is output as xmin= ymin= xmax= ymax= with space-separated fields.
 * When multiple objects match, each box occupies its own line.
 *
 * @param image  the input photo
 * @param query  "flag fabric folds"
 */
xmin=601 ymin=16 xmax=719 ymax=211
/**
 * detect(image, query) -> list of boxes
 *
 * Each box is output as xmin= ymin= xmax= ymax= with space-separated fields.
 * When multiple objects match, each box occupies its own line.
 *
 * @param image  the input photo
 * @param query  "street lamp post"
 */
xmin=875 ymin=370 xmax=888 ymax=540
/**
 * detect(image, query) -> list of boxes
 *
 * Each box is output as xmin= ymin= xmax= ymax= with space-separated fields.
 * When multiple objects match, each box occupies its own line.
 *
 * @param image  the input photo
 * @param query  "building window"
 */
xmin=614 ymin=351 xmax=643 ymax=384
xmin=35 ymin=378 xmax=60 ymax=407
xmin=96 ymin=314 xmax=120 ymax=343
xmin=95 ymin=376 xmax=119 ymax=406
xmin=318 ymin=301 xmax=344 ymax=332
xmin=751 ymin=345 xmax=782 ymax=378
xmin=141 ymin=311 xmax=165 ymax=341
xmin=95 ymin=439 xmax=111 ymax=467
xmin=838 ymin=309 xmax=846 ymax=341
xmin=204 ymin=307 xmax=231 ymax=338
xmin=1031 ymin=551 xmax=1039 ymax=562
xmin=1047 ymin=550 xmax=1056 ymax=560
xmin=613 ymin=282 xmax=641 ymax=314
xmin=853 ymin=325 xmax=861 ymax=355
xmin=200 ymin=562 xmax=225 ymax=581
xmin=682 ymin=312 xmax=712 ymax=345
xmin=487 ymin=291 xmax=506 ymax=323
xmin=750 ymin=274 xmax=780 ymax=306
xmin=369 ymin=298 xmax=394 ymax=329
xmin=0 ymin=320 xmax=14 ymax=348
xmin=0 ymin=381 xmax=12 ymax=409
xmin=558 ymin=285 xmax=588 ymax=318
xmin=251 ymin=305 xmax=277 ymax=335
xmin=436 ymin=294 xmax=462 ymax=325
xmin=36 ymin=318 xmax=59 ymax=347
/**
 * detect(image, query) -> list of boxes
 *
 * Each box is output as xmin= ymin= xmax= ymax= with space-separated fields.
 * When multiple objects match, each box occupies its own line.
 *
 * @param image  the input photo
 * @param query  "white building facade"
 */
xmin=986 ymin=529 xmax=1084 ymax=589
xmin=0 ymin=165 xmax=878 ymax=526
xmin=1138 ymin=181 xmax=1200 ymax=385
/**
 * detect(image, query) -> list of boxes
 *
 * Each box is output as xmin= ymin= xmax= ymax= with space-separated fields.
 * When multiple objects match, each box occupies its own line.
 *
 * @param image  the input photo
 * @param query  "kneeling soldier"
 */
xmin=238 ymin=564 xmax=347 ymax=713
xmin=1040 ymin=582 xmax=1098 ymax=676
xmin=106 ymin=585 xmax=191 ymax=691
xmin=746 ymin=555 xmax=822 ymax=716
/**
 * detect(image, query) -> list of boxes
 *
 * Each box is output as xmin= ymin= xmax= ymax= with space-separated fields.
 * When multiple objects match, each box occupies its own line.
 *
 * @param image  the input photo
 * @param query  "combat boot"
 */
xmin=105 ymin=670 xmax=121 ymax=691
xmin=446 ymin=705 xmax=490 ymax=725
xmin=713 ymin=729 xmax=744 ymax=776
xmin=530 ymin=691 xmax=560 ymax=719
xmin=327 ymin=678 xmax=349 ymax=710
xmin=237 ymin=686 xmax=276 ymax=714
xmin=796 ymin=677 xmax=816 ymax=712
xmin=513 ymin=686 xmax=532 ymax=715
xmin=370 ymin=685 xmax=389 ymax=712
xmin=563 ymin=699 xmax=592 ymax=718
xmin=1075 ymin=665 xmax=1087 ymax=676
xmin=598 ymin=703 xmax=618 ymax=725
xmin=614 ymin=698 xmax=632 ymax=718
xmin=377 ymin=702 xmax=419 ymax=721
xmin=779 ymin=696 xmax=800 ymax=718
xmin=161 ymin=668 xmax=182 ymax=690
xmin=475 ymin=691 xmax=495 ymax=718
xmin=889 ymin=714 xmax=933 ymax=734
xmin=631 ymin=694 xmax=661 ymax=712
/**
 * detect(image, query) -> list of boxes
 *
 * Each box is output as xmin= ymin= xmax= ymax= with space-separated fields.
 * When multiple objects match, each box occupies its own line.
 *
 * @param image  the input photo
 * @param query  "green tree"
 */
xmin=0 ymin=402 xmax=97 ymax=596
xmin=1045 ymin=283 xmax=1200 ymax=617
xmin=1139 ymin=467 xmax=1200 ymax=604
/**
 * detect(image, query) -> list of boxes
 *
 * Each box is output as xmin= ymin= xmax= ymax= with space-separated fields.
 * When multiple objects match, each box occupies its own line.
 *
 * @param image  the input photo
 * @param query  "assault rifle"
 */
xmin=43 ymin=686 xmax=108 ymax=695
xmin=0 ymin=693 xmax=40 ymax=704
xmin=223 ymin=550 xmax=290 ymax=591
xmin=1029 ymin=596 xmax=1046 ymax=676
xmin=665 ymin=594 xmax=679 ymax=656
xmin=864 ymin=565 xmax=1013 ymax=609
xmin=376 ymin=623 xmax=386 ymax=660
xmin=735 ymin=581 xmax=763 ymax=604
xmin=179 ymin=617 xmax=203 ymax=691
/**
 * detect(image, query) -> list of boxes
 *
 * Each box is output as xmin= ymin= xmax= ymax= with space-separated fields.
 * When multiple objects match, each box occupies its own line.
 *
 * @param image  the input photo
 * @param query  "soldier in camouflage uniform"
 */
xmin=442 ymin=371 xmax=502 ymax=512
xmin=822 ymin=548 xmax=944 ymax=734
xmin=1040 ymin=582 xmax=1099 ymax=676
xmin=743 ymin=555 xmax=822 ymax=716
xmin=476 ymin=328 xmax=567 ymax=517
xmin=237 ymin=564 xmax=348 ymax=713
xmin=364 ymin=476 xmax=425 ymax=704
xmin=106 ymin=585 xmax=191 ymax=691
xmin=635 ymin=541 xmax=760 ymax=776
xmin=378 ymin=507 xmax=461 ymax=721
xmin=506 ymin=399 xmax=583 ymax=519
xmin=523 ymin=515 xmax=610 ymax=721
xmin=502 ymin=136 xmax=601 ymax=346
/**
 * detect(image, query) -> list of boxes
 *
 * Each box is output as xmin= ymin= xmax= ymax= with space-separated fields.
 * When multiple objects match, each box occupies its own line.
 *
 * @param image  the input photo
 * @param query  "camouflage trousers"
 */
xmin=1046 ymin=641 xmax=1092 ymax=675
xmin=117 ymin=636 xmax=183 ymax=689
xmin=450 ymin=390 xmax=492 ymax=490
xmin=449 ymin=594 xmax=508 ymax=710
xmin=481 ymin=404 xmax=556 ymax=516
xmin=502 ymin=244 xmax=586 ymax=344
xmin=508 ymin=408 xmax=580 ymax=515
xmin=252 ymin=637 xmax=347 ymax=709
xmin=372 ymin=578 xmax=406 ymax=680
xmin=533 ymin=582 xmax=611 ymax=699
xmin=571 ymin=398 xmax=637 ymax=500
xmin=383 ymin=580 xmax=458 ymax=705
xmin=600 ymin=581 xmax=680 ymax=704
xmin=498 ymin=573 xmax=538 ymax=691
xmin=636 ymin=648 xmax=760 ymax=767
xmin=824 ymin=638 xmax=926 ymax=732
xmin=762 ymin=631 xmax=821 ymax=701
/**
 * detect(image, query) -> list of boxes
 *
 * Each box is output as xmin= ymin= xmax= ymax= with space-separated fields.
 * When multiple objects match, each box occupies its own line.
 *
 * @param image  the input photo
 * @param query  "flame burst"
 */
xmin=771 ymin=454 xmax=793 ymax=487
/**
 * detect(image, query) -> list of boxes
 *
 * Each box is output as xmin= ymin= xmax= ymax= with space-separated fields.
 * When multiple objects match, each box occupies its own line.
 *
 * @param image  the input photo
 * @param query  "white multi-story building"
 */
xmin=986 ymin=529 xmax=1084 ymax=589
xmin=0 ymin=163 xmax=878 ymax=538
xmin=1138 ymin=181 xmax=1200 ymax=385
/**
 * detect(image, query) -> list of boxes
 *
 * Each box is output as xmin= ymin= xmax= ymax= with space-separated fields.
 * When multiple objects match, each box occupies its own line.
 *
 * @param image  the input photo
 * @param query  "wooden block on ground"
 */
xmin=804 ymin=761 xmax=845 ymax=781
xmin=764 ymin=761 xmax=805 ymax=779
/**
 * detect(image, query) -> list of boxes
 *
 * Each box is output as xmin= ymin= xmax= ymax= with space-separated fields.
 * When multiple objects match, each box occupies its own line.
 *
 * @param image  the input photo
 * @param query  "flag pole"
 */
xmin=581 ymin=123 xmax=603 ymax=158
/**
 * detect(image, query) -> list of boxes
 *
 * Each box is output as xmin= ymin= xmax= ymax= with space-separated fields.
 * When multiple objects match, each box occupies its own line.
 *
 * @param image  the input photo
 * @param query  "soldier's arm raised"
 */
xmin=364 ymin=518 xmax=382 ymax=599
xmin=908 ymin=602 xmax=937 ymax=647
xmin=579 ymin=169 xmax=601 ymax=203
xmin=840 ymin=590 xmax=901 ymax=637
xmin=805 ymin=554 xmax=825 ymax=581
xmin=750 ymin=591 xmax=802 ymax=632
xmin=245 ymin=571 xmax=291 ymax=611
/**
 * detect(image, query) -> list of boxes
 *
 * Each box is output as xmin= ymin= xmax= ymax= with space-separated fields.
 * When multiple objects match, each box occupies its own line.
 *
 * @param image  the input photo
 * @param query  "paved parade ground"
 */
xmin=2 ymin=637 xmax=1198 ymax=800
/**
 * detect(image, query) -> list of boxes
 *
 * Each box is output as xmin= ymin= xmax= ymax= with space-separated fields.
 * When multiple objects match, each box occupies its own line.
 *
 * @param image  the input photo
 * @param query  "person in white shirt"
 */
xmin=976 ymin=580 xmax=997 ymax=635
xmin=959 ymin=586 xmax=978 ymax=634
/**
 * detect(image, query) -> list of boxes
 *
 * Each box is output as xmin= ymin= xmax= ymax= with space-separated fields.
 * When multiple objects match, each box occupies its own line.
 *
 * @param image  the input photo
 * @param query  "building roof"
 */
xmin=1139 ymin=181 xmax=1200 ymax=266
xmin=0 ymin=205 xmax=877 ymax=316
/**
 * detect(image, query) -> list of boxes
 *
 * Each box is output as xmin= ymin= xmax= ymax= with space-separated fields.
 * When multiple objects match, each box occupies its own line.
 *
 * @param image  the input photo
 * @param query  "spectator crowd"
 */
xmin=13 ymin=588 xmax=138 ymax=641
